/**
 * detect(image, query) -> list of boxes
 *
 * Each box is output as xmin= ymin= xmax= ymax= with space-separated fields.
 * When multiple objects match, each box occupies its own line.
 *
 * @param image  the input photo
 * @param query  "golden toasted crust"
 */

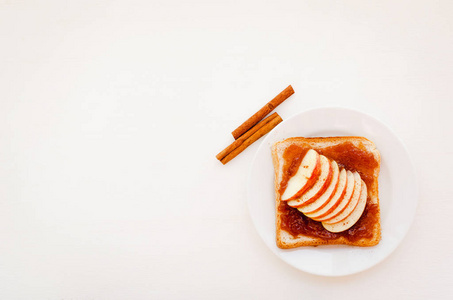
xmin=272 ymin=137 xmax=381 ymax=248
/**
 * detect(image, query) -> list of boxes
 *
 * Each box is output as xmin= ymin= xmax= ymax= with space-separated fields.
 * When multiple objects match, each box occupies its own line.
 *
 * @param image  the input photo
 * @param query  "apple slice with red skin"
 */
xmin=311 ymin=170 xmax=356 ymax=222
xmin=304 ymin=168 xmax=348 ymax=220
xmin=288 ymin=155 xmax=333 ymax=207
xmin=297 ymin=160 xmax=340 ymax=214
xmin=281 ymin=149 xmax=320 ymax=201
xmin=322 ymin=180 xmax=368 ymax=232
xmin=322 ymin=171 xmax=362 ymax=224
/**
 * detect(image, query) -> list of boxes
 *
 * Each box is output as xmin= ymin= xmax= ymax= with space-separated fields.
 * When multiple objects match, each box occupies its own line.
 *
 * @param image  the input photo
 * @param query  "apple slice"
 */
xmin=297 ymin=160 xmax=339 ymax=213
xmin=312 ymin=170 xmax=355 ymax=222
xmin=322 ymin=171 xmax=362 ymax=224
xmin=281 ymin=149 xmax=320 ymax=201
xmin=322 ymin=180 xmax=368 ymax=233
xmin=304 ymin=168 xmax=347 ymax=220
xmin=287 ymin=155 xmax=333 ymax=207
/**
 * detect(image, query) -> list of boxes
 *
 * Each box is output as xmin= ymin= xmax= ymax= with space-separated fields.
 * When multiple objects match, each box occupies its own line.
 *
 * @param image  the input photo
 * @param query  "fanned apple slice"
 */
xmin=287 ymin=155 xmax=332 ymax=207
xmin=304 ymin=168 xmax=347 ymax=220
xmin=322 ymin=180 xmax=368 ymax=232
xmin=281 ymin=149 xmax=320 ymax=201
xmin=323 ymin=171 xmax=362 ymax=224
xmin=297 ymin=160 xmax=339 ymax=213
xmin=312 ymin=170 xmax=355 ymax=222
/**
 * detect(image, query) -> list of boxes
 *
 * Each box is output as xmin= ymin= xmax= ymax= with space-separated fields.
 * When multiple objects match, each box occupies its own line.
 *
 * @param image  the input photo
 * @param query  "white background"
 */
xmin=0 ymin=0 xmax=452 ymax=299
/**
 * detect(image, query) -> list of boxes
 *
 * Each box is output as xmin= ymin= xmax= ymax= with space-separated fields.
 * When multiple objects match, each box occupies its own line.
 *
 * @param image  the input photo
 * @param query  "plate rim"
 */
xmin=246 ymin=106 xmax=418 ymax=276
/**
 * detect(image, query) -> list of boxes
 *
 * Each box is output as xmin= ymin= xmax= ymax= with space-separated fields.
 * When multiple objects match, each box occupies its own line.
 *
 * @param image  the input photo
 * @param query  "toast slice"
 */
xmin=272 ymin=137 xmax=381 ymax=248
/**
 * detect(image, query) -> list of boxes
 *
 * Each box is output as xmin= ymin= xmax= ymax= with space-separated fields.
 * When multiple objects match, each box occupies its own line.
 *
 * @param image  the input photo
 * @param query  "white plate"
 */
xmin=247 ymin=107 xmax=418 ymax=276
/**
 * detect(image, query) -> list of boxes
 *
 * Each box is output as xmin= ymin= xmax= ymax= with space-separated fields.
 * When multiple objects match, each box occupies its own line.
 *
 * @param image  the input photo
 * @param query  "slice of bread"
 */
xmin=272 ymin=137 xmax=381 ymax=248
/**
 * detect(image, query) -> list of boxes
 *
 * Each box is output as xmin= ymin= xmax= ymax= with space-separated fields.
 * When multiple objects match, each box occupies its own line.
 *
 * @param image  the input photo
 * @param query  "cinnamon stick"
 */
xmin=217 ymin=112 xmax=278 ymax=161
xmin=231 ymin=85 xmax=294 ymax=140
xmin=217 ymin=113 xmax=283 ymax=165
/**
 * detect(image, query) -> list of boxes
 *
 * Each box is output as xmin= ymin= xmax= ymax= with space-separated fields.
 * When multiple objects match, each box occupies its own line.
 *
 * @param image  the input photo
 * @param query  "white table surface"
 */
xmin=1 ymin=1 xmax=452 ymax=299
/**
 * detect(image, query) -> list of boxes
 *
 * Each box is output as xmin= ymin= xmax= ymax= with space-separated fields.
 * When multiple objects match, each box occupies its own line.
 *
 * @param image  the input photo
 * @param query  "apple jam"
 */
xmin=280 ymin=200 xmax=379 ymax=241
xmin=278 ymin=146 xmax=309 ymax=195
xmin=279 ymin=142 xmax=380 ymax=241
